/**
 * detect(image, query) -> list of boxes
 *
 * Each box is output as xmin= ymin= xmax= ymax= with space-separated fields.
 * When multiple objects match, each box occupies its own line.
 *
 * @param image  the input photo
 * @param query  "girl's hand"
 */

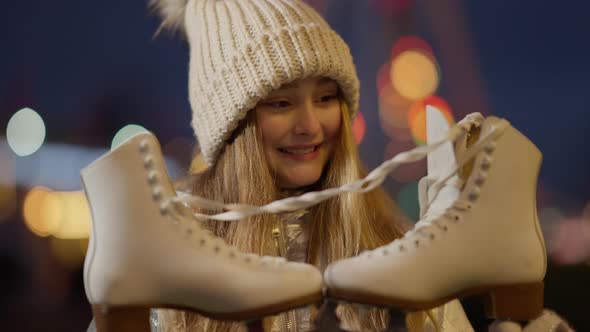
xmin=488 ymin=310 xmax=574 ymax=332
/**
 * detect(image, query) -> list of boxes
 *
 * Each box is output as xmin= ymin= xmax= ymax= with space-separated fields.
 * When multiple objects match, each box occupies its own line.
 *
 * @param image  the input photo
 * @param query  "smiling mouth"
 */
xmin=278 ymin=144 xmax=321 ymax=155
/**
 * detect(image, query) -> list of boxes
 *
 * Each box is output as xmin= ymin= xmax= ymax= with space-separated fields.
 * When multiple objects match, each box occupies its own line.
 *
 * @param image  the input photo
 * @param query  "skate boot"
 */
xmin=324 ymin=112 xmax=546 ymax=322
xmin=82 ymin=132 xmax=323 ymax=332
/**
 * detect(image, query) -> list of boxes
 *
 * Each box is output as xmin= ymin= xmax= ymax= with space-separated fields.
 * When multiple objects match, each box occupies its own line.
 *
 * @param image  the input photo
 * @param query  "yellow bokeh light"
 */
xmin=390 ymin=50 xmax=440 ymax=100
xmin=23 ymin=188 xmax=91 ymax=239
xmin=51 ymin=191 xmax=91 ymax=239
xmin=23 ymin=187 xmax=62 ymax=237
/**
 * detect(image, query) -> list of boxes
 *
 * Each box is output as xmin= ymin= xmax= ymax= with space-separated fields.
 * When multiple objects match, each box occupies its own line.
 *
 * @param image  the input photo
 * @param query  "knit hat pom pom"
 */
xmin=150 ymin=0 xmax=190 ymax=33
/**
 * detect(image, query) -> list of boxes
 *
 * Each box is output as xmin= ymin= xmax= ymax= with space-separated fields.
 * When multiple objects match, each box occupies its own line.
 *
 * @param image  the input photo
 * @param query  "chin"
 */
xmin=279 ymin=172 xmax=323 ymax=189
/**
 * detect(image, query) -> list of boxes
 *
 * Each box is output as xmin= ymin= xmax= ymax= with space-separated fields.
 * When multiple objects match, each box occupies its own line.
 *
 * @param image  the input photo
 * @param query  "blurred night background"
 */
xmin=1 ymin=0 xmax=589 ymax=331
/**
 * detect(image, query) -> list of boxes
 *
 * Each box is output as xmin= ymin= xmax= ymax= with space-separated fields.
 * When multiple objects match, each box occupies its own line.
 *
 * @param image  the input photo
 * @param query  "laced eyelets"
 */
xmin=399 ymin=244 xmax=405 ymax=252
xmin=474 ymin=176 xmax=485 ymax=186
xmin=144 ymin=156 xmax=154 ymax=169
xmin=139 ymin=140 xmax=149 ymax=153
xmin=484 ymin=142 xmax=496 ymax=154
xmin=152 ymin=186 xmax=162 ymax=201
xmin=414 ymin=240 xmax=420 ymax=247
xmin=480 ymin=156 xmax=492 ymax=171
xmin=147 ymin=171 xmax=158 ymax=184
xmin=160 ymin=204 xmax=168 ymax=216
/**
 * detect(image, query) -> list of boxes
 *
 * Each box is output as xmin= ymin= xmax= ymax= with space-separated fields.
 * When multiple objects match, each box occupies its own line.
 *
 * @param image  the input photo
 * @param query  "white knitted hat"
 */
xmin=152 ymin=0 xmax=360 ymax=166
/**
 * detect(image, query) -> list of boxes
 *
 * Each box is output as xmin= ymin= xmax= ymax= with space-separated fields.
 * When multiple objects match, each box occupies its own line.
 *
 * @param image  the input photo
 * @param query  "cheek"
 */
xmin=256 ymin=111 xmax=280 ymax=147
xmin=323 ymin=109 xmax=342 ymax=140
xmin=255 ymin=111 xmax=290 ymax=166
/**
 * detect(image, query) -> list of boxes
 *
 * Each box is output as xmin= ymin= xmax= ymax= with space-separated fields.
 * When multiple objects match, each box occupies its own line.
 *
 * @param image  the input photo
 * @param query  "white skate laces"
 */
xmin=138 ymin=136 xmax=287 ymax=267
xmin=379 ymin=117 xmax=508 ymax=255
xmin=162 ymin=112 xmax=489 ymax=223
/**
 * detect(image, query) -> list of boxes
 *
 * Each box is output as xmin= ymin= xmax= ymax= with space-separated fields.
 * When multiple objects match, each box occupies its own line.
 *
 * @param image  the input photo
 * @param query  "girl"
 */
xmin=146 ymin=0 xmax=570 ymax=331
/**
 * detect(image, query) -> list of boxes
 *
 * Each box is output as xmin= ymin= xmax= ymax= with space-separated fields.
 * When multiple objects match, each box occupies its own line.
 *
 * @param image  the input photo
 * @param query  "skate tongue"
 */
xmin=422 ymin=105 xmax=461 ymax=218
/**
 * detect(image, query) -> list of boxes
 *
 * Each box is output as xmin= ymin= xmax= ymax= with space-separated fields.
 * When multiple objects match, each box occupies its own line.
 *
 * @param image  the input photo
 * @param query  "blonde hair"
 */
xmin=159 ymin=99 xmax=431 ymax=331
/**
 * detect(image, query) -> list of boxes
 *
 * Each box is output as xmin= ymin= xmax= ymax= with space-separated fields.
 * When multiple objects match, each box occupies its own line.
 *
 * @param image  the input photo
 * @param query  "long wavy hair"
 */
xmin=158 ymin=99 xmax=431 ymax=331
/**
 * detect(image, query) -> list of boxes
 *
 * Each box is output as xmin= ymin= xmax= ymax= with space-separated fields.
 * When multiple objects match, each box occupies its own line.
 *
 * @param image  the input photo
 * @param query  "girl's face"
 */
xmin=255 ymin=77 xmax=342 ymax=189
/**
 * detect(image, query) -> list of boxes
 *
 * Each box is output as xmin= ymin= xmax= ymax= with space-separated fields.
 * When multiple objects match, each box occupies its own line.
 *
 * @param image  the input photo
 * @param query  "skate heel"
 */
xmin=483 ymin=281 xmax=544 ymax=321
xmin=92 ymin=304 xmax=151 ymax=332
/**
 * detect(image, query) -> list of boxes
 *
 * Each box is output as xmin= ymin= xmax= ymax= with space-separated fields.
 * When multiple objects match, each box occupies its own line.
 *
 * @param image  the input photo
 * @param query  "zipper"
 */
xmin=272 ymin=223 xmax=298 ymax=332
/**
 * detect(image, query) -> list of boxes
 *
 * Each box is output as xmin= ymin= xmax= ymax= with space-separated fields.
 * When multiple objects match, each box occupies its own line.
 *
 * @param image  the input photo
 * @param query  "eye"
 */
xmin=318 ymin=94 xmax=337 ymax=103
xmin=268 ymin=100 xmax=291 ymax=109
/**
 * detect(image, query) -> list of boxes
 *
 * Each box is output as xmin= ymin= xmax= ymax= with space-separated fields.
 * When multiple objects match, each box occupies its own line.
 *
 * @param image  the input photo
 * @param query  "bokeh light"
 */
xmin=23 ymin=187 xmax=62 ymax=237
xmin=384 ymin=140 xmax=426 ymax=183
xmin=23 ymin=188 xmax=91 ymax=239
xmin=352 ymin=111 xmax=366 ymax=145
xmin=111 ymin=124 xmax=149 ymax=151
xmin=6 ymin=107 xmax=46 ymax=157
xmin=390 ymin=50 xmax=440 ymax=100
xmin=408 ymin=96 xmax=454 ymax=145
xmin=50 ymin=191 xmax=91 ymax=240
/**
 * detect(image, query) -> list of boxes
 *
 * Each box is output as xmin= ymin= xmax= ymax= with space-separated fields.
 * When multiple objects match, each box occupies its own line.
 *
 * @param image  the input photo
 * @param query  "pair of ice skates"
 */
xmin=82 ymin=111 xmax=546 ymax=332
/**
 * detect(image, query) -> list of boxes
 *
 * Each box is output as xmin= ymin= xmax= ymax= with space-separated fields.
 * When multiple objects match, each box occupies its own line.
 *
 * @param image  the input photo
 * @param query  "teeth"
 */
xmin=283 ymin=147 xmax=315 ymax=154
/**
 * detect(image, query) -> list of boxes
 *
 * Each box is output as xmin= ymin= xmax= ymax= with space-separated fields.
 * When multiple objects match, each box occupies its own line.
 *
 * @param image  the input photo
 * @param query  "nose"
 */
xmin=293 ymin=100 xmax=322 ymax=136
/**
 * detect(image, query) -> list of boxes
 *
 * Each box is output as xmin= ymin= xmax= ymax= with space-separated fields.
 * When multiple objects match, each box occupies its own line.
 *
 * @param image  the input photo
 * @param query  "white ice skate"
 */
xmin=324 ymin=111 xmax=546 ymax=326
xmin=82 ymin=132 xmax=323 ymax=332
